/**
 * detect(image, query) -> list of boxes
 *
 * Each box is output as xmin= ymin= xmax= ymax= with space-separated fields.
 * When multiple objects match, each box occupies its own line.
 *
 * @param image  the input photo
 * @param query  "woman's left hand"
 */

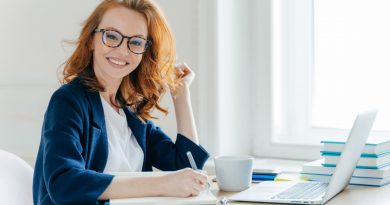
xmin=170 ymin=63 xmax=195 ymax=99
xmin=173 ymin=62 xmax=195 ymax=86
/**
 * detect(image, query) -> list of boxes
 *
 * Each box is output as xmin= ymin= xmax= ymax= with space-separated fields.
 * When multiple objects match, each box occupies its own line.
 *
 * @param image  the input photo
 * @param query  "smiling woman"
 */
xmin=62 ymin=0 xmax=176 ymax=120
xmin=32 ymin=0 xmax=210 ymax=205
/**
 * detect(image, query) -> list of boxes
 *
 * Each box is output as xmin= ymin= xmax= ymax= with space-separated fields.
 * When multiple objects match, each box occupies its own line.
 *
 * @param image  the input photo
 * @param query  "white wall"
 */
xmin=0 ymin=0 xmax=272 ymax=165
xmin=0 ymin=0 xmax=101 ymax=164
xmin=158 ymin=0 xmax=272 ymax=158
xmin=151 ymin=0 xmax=200 ymax=140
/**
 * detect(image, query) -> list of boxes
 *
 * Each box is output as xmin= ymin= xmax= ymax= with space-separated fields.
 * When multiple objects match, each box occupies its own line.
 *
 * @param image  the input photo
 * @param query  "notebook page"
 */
xmin=109 ymin=171 xmax=217 ymax=205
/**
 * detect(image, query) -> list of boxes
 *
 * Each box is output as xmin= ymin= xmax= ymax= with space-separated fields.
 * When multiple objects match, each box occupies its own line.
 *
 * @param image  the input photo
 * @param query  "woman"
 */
xmin=33 ymin=0 xmax=209 ymax=204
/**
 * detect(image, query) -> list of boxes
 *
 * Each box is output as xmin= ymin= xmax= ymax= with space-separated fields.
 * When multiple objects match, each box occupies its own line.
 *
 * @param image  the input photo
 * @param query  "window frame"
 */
xmin=254 ymin=0 xmax=390 ymax=160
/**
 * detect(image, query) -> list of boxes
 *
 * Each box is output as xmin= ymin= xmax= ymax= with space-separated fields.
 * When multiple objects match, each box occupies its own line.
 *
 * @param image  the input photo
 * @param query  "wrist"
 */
xmin=171 ymin=83 xmax=190 ymax=101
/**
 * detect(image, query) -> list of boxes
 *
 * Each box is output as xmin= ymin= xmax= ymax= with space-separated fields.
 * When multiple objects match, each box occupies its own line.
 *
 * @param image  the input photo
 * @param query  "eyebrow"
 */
xmin=104 ymin=26 xmax=147 ymax=38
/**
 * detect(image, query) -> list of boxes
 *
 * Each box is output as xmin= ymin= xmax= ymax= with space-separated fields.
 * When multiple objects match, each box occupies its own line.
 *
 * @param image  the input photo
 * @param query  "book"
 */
xmin=252 ymin=168 xmax=281 ymax=175
xmin=320 ymin=150 xmax=390 ymax=158
xmin=302 ymin=159 xmax=390 ymax=178
xmin=321 ymin=137 xmax=390 ymax=155
xmin=251 ymin=168 xmax=281 ymax=182
xmin=322 ymin=152 xmax=390 ymax=169
xmin=252 ymin=174 xmax=277 ymax=182
xmin=109 ymin=171 xmax=217 ymax=205
xmin=300 ymin=173 xmax=390 ymax=186
xmin=250 ymin=168 xmax=281 ymax=182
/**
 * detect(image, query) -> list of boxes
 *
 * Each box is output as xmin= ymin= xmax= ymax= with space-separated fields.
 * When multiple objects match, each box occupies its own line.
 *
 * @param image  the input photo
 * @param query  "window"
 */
xmin=271 ymin=0 xmax=390 ymax=157
xmin=313 ymin=0 xmax=390 ymax=133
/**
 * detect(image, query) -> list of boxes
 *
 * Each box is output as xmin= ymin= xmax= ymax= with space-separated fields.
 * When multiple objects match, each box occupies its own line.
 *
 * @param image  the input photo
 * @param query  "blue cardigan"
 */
xmin=33 ymin=79 xmax=209 ymax=205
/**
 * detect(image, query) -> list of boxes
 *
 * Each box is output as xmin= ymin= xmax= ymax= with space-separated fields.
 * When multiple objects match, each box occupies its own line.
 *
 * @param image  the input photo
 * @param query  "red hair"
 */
xmin=62 ymin=0 xmax=176 ymax=121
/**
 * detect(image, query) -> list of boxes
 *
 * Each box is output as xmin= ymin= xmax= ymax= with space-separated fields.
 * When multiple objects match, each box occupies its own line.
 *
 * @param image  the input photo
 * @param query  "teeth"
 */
xmin=108 ymin=58 xmax=126 ymax=66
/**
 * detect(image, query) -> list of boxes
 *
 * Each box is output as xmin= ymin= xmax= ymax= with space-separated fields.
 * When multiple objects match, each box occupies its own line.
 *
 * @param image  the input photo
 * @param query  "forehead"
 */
xmin=99 ymin=6 xmax=148 ymax=37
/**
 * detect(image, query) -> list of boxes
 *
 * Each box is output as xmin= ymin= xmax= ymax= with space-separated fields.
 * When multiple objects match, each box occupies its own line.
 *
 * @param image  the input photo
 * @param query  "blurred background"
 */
xmin=1 ymin=0 xmax=390 ymax=166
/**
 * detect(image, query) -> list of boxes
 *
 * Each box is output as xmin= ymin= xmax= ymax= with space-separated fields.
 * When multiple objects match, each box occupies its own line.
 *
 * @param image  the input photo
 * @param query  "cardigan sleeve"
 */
xmin=41 ymin=87 xmax=113 ymax=205
xmin=146 ymin=121 xmax=210 ymax=171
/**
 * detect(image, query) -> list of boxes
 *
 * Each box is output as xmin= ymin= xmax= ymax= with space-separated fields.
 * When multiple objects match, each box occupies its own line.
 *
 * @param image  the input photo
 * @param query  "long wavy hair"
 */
xmin=62 ymin=0 xmax=176 ymax=121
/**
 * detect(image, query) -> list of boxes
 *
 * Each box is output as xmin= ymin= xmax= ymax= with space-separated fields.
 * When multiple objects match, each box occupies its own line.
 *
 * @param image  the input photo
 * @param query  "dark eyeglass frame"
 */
xmin=94 ymin=28 xmax=152 ymax=54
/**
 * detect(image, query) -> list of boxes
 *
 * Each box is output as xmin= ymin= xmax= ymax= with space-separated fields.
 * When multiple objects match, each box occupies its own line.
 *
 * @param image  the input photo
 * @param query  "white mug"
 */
xmin=214 ymin=155 xmax=254 ymax=192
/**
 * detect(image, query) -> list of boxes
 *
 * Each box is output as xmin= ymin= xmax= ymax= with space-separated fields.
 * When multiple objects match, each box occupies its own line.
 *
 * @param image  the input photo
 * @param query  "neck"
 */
xmin=100 ymin=80 xmax=122 ymax=113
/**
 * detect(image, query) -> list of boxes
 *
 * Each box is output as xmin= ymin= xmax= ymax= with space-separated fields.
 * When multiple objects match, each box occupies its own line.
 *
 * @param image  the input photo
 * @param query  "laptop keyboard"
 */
xmin=272 ymin=182 xmax=328 ymax=200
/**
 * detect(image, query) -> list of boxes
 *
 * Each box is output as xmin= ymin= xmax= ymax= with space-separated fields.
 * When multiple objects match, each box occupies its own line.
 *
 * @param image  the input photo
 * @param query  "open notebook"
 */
xmin=109 ymin=171 xmax=217 ymax=205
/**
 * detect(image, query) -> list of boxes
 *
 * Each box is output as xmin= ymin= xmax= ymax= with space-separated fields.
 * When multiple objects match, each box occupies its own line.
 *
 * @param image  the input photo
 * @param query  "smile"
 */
xmin=107 ymin=57 xmax=129 ymax=66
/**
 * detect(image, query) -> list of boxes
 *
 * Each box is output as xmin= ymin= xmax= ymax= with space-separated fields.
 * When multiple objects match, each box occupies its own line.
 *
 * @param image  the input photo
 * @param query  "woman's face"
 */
xmin=92 ymin=6 xmax=148 ymax=86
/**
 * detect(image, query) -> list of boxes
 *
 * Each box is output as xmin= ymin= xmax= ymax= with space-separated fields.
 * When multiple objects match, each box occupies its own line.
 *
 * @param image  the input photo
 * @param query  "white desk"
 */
xmin=212 ymin=181 xmax=390 ymax=205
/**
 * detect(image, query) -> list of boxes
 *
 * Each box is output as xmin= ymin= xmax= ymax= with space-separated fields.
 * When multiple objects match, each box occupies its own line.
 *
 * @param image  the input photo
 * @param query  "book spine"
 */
xmin=301 ymin=166 xmax=385 ymax=178
xmin=324 ymin=155 xmax=371 ymax=166
xmin=252 ymin=174 xmax=277 ymax=181
xmin=323 ymin=143 xmax=376 ymax=154
xmin=323 ymin=155 xmax=390 ymax=167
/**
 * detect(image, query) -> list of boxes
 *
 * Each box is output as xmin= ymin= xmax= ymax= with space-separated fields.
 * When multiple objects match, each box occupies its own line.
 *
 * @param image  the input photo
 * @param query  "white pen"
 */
xmin=186 ymin=151 xmax=198 ymax=170
xmin=187 ymin=151 xmax=211 ymax=190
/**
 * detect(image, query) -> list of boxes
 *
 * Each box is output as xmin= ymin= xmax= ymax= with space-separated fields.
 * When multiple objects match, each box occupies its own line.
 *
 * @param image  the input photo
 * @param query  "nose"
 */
xmin=118 ymin=38 xmax=130 ymax=56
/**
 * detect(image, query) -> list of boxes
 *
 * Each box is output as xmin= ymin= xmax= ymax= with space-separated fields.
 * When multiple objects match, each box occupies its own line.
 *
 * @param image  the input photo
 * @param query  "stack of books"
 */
xmin=301 ymin=137 xmax=390 ymax=186
xmin=251 ymin=168 xmax=281 ymax=182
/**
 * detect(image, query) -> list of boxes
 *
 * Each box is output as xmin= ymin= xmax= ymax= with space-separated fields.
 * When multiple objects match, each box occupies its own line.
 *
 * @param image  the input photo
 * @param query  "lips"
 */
xmin=106 ymin=57 xmax=129 ymax=69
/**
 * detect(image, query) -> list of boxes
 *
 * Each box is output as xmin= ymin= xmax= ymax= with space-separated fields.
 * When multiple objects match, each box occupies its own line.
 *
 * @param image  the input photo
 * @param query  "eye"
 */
xmin=106 ymin=33 xmax=119 ymax=41
xmin=104 ymin=31 xmax=121 ymax=42
xmin=129 ymin=38 xmax=145 ymax=47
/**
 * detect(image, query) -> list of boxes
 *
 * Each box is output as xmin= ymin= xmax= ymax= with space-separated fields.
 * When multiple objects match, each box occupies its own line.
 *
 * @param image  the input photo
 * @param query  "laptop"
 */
xmin=229 ymin=109 xmax=378 ymax=204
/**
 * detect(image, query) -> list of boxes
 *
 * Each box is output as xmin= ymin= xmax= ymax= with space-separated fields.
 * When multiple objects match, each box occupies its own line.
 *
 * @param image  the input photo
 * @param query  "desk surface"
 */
xmin=210 ymin=180 xmax=390 ymax=205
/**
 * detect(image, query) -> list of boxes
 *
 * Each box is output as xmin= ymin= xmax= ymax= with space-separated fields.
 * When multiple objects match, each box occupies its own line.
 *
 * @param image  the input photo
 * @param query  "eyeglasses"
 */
xmin=94 ymin=28 xmax=152 ymax=54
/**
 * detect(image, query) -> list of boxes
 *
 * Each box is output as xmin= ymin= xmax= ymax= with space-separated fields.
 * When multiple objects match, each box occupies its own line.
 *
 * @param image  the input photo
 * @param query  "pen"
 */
xmin=186 ymin=151 xmax=198 ymax=170
xmin=187 ymin=151 xmax=211 ymax=190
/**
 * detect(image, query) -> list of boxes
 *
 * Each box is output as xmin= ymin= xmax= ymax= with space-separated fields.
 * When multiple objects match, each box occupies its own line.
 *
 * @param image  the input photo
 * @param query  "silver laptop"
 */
xmin=229 ymin=109 xmax=378 ymax=204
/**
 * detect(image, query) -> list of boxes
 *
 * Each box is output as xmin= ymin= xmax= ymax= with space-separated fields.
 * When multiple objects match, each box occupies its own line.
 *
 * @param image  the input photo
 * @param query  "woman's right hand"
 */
xmin=158 ymin=168 xmax=208 ymax=197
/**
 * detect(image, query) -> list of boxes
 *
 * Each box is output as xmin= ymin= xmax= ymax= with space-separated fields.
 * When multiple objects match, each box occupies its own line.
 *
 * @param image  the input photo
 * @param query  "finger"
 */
xmin=197 ymin=177 xmax=207 ymax=186
xmin=189 ymin=186 xmax=201 ymax=197
xmin=182 ymin=63 xmax=192 ymax=72
xmin=194 ymin=178 xmax=207 ymax=191
xmin=175 ymin=62 xmax=191 ymax=73
xmin=174 ymin=67 xmax=184 ymax=75
xmin=193 ymin=171 xmax=208 ymax=184
xmin=192 ymin=181 xmax=204 ymax=192
xmin=183 ymin=184 xmax=199 ymax=197
xmin=187 ymin=172 xmax=205 ymax=188
xmin=181 ymin=69 xmax=192 ymax=79
xmin=181 ymin=63 xmax=193 ymax=76
xmin=191 ymin=176 xmax=207 ymax=192
xmin=175 ymin=71 xmax=186 ymax=80
xmin=182 ymin=186 xmax=193 ymax=197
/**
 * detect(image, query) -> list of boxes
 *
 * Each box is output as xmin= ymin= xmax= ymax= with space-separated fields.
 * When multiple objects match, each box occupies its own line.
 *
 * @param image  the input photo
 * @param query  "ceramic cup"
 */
xmin=214 ymin=155 xmax=254 ymax=192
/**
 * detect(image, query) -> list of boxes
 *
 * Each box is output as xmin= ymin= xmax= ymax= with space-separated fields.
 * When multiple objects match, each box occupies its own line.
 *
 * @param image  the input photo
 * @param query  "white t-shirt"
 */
xmin=100 ymin=95 xmax=144 ymax=173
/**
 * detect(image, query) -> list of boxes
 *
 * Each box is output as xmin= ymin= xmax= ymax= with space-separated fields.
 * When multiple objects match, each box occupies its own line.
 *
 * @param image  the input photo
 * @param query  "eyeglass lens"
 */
xmin=102 ymin=30 xmax=149 ymax=54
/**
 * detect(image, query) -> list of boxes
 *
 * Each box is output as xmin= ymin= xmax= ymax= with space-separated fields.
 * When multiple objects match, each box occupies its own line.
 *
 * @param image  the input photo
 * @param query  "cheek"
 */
xmin=130 ymin=54 xmax=143 ymax=65
xmin=94 ymin=44 xmax=112 ymax=61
